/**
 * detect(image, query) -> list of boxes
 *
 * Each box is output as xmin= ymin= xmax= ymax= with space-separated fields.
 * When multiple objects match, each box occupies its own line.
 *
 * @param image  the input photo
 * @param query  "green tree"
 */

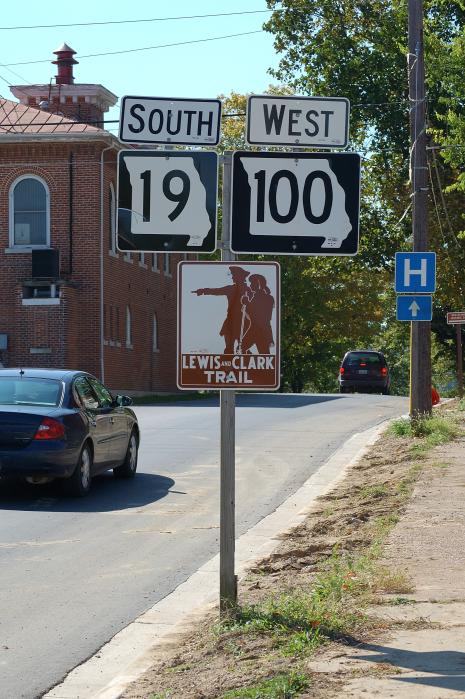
xmin=264 ymin=0 xmax=465 ymax=386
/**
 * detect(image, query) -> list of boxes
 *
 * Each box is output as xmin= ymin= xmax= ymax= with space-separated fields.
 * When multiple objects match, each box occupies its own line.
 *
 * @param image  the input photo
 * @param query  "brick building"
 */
xmin=0 ymin=44 xmax=183 ymax=393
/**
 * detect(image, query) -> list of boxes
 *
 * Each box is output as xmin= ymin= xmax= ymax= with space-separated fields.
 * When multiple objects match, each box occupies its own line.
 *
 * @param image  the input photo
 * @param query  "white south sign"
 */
xmin=246 ymin=95 xmax=350 ymax=147
xmin=119 ymin=96 xmax=222 ymax=145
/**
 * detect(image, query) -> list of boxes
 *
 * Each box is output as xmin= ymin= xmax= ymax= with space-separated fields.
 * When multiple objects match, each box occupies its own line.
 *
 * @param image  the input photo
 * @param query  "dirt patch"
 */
xmin=122 ymin=401 xmax=464 ymax=699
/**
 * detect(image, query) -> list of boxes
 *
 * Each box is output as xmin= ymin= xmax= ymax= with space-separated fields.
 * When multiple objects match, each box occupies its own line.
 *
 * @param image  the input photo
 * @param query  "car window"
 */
xmin=0 ymin=377 xmax=62 ymax=406
xmin=345 ymin=353 xmax=385 ymax=367
xmin=87 ymin=377 xmax=114 ymax=409
xmin=74 ymin=376 xmax=100 ymax=410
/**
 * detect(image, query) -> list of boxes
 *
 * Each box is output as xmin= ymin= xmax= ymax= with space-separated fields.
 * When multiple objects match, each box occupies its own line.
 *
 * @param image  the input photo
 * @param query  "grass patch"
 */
xmin=389 ymin=418 xmax=410 ymax=437
xmin=218 ymin=548 xmax=381 ymax=659
xmin=389 ymin=413 xmax=462 ymax=455
xmin=371 ymin=514 xmax=400 ymax=540
xmin=219 ymin=511 xmax=412 ymax=663
xmin=220 ymin=671 xmax=309 ymax=698
xmin=396 ymin=462 xmax=422 ymax=496
xmin=458 ymin=398 xmax=465 ymax=411
xmin=391 ymin=597 xmax=415 ymax=606
xmin=359 ymin=484 xmax=388 ymax=500
xmin=375 ymin=569 xmax=414 ymax=594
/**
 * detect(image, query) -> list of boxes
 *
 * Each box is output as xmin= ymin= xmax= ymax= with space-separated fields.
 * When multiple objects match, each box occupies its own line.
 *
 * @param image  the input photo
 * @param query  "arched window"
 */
xmin=109 ymin=183 xmax=117 ymax=253
xmin=125 ymin=306 xmax=132 ymax=348
xmin=9 ymin=175 xmax=50 ymax=248
xmin=152 ymin=313 xmax=159 ymax=352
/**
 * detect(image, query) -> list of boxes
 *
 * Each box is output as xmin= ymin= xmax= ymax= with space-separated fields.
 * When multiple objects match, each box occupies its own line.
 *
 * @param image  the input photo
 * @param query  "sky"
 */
xmin=0 ymin=0 xmax=280 ymax=134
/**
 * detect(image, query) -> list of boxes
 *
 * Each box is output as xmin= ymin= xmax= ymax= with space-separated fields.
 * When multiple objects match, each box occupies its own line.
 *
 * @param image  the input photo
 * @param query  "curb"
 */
xmin=44 ymin=419 xmax=389 ymax=699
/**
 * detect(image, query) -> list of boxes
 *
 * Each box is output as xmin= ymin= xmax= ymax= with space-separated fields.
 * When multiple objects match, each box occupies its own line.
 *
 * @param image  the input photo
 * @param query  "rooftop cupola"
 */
xmin=52 ymin=43 xmax=78 ymax=85
xmin=9 ymin=44 xmax=118 ymax=127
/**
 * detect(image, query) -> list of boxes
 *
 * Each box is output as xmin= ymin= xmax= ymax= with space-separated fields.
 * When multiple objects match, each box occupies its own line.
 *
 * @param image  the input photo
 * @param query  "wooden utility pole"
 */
xmin=408 ymin=0 xmax=432 ymax=417
xmin=219 ymin=151 xmax=237 ymax=615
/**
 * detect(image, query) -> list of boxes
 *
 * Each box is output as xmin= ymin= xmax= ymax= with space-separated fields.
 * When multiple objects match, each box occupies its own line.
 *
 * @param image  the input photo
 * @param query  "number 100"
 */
xmin=254 ymin=169 xmax=333 ymax=225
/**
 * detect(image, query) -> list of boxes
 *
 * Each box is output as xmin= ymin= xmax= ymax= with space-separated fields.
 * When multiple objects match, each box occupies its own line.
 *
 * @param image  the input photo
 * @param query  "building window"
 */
xmin=9 ymin=175 xmax=50 ymax=248
xmin=164 ymin=253 xmax=170 ymax=276
xmin=125 ymin=306 xmax=132 ymax=348
xmin=139 ymin=252 xmax=147 ymax=267
xmin=153 ymin=313 xmax=159 ymax=352
xmin=152 ymin=253 xmax=159 ymax=272
xmin=22 ymin=282 xmax=60 ymax=306
xmin=109 ymin=183 xmax=117 ymax=254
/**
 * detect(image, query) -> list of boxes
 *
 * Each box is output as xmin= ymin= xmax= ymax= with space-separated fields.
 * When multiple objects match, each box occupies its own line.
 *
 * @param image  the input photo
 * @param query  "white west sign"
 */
xmin=119 ymin=96 xmax=222 ymax=145
xmin=246 ymin=95 xmax=350 ymax=147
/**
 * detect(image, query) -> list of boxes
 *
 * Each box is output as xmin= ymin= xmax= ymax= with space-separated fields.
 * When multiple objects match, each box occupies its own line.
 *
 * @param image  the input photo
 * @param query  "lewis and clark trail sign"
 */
xmin=177 ymin=262 xmax=280 ymax=390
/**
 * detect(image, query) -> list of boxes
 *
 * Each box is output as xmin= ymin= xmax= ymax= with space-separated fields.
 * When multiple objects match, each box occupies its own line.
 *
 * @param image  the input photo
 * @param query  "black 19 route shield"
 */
xmin=117 ymin=150 xmax=218 ymax=253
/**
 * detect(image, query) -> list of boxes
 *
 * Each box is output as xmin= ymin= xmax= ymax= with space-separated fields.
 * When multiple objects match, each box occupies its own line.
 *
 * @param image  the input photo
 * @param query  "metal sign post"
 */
xmin=220 ymin=151 xmax=237 ymax=615
xmin=456 ymin=324 xmax=464 ymax=399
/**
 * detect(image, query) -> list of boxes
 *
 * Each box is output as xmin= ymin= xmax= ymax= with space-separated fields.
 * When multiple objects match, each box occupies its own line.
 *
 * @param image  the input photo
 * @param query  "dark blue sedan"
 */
xmin=0 ymin=368 xmax=140 ymax=496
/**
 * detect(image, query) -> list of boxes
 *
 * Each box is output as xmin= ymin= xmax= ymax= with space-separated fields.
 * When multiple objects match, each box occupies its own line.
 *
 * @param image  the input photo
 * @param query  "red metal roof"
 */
xmin=0 ymin=98 xmax=102 ymax=135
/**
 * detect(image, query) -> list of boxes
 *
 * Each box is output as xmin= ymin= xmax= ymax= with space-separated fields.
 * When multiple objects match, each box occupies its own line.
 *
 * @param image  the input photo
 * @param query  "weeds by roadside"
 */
xmin=220 ymin=671 xmax=309 ymax=698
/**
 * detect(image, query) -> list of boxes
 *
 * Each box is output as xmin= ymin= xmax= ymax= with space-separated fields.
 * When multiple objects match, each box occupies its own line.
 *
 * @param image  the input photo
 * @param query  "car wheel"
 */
xmin=114 ymin=430 xmax=138 ymax=479
xmin=64 ymin=443 xmax=92 ymax=497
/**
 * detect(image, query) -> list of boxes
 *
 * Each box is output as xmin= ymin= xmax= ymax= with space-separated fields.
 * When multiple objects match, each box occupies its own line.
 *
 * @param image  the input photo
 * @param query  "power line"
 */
xmin=1 ymin=30 xmax=265 ymax=66
xmin=0 ymin=9 xmax=275 ymax=31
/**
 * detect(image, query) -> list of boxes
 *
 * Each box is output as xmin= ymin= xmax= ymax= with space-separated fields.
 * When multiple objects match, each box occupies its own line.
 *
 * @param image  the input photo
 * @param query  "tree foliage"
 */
xmin=261 ymin=0 xmax=465 ymax=388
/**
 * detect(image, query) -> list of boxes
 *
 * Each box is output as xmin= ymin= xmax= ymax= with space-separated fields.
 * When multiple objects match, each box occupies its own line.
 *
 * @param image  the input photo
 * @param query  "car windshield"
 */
xmin=345 ymin=353 xmax=384 ymax=367
xmin=0 ymin=377 xmax=63 ymax=407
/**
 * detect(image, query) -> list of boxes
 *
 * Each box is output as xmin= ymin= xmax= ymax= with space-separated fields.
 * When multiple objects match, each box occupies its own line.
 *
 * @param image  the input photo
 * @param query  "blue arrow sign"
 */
xmin=395 ymin=252 xmax=436 ymax=293
xmin=397 ymin=295 xmax=432 ymax=321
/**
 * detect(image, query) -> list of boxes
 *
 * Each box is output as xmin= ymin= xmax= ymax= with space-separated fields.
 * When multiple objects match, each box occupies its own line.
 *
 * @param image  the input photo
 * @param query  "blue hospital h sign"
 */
xmin=395 ymin=252 xmax=436 ymax=294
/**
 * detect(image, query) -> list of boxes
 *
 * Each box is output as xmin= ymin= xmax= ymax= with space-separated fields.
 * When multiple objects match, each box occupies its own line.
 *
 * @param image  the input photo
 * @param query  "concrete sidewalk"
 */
xmin=308 ymin=435 xmax=465 ymax=698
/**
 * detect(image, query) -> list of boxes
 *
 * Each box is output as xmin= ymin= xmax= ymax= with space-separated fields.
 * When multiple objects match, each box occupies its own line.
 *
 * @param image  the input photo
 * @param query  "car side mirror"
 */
xmin=115 ymin=395 xmax=133 ymax=407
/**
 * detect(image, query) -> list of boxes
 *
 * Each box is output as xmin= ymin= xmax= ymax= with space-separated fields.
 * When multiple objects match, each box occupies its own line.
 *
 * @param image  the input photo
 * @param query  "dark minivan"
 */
xmin=338 ymin=350 xmax=390 ymax=395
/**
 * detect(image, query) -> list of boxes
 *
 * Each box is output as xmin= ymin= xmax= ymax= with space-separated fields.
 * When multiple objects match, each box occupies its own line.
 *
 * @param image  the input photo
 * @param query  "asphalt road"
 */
xmin=0 ymin=392 xmax=408 ymax=698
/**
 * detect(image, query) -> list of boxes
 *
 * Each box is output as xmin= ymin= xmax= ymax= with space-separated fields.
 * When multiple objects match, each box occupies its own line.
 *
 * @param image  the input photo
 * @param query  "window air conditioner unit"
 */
xmin=31 ymin=249 xmax=60 ymax=280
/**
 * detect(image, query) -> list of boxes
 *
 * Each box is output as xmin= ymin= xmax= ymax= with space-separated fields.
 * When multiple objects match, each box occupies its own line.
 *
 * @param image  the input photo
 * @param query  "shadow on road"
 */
xmin=136 ymin=394 xmax=345 ymax=409
xmin=0 ymin=472 xmax=176 ymax=513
